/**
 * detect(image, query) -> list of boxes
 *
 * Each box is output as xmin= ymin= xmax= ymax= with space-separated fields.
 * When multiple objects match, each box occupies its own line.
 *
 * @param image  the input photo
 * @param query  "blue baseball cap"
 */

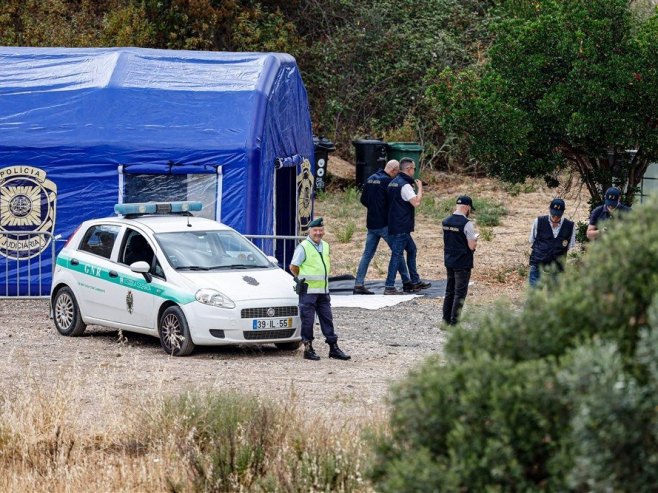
xmin=549 ymin=198 xmax=565 ymax=217
xmin=604 ymin=187 xmax=621 ymax=207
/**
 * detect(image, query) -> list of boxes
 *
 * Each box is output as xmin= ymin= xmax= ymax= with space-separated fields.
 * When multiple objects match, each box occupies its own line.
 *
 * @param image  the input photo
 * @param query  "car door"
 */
xmin=106 ymin=228 xmax=162 ymax=330
xmin=71 ymin=223 xmax=122 ymax=320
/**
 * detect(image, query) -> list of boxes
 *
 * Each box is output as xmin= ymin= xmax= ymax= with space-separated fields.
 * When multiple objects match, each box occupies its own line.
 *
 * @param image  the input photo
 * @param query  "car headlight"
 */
xmin=195 ymin=288 xmax=236 ymax=309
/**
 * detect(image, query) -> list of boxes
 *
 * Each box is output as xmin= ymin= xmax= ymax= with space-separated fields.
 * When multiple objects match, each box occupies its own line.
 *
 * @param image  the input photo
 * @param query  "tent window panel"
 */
xmin=124 ymin=174 xmax=216 ymax=219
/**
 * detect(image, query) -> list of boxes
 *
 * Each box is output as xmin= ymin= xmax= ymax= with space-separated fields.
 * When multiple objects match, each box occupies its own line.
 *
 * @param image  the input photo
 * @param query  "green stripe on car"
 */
xmin=56 ymin=255 xmax=196 ymax=304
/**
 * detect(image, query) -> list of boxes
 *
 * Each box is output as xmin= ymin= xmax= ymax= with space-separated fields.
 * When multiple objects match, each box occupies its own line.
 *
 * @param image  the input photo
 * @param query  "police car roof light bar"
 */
xmin=114 ymin=201 xmax=203 ymax=217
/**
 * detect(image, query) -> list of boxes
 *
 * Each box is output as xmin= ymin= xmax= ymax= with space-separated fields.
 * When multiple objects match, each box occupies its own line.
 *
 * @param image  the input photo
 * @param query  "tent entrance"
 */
xmin=118 ymin=165 xmax=222 ymax=220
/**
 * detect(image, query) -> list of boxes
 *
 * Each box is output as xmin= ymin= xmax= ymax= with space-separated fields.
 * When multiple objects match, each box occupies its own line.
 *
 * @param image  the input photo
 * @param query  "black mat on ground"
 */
xmin=329 ymin=274 xmax=446 ymax=297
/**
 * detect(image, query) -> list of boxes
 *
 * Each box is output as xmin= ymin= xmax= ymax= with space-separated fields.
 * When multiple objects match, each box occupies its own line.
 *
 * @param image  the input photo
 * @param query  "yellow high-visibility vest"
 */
xmin=298 ymin=239 xmax=330 ymax=293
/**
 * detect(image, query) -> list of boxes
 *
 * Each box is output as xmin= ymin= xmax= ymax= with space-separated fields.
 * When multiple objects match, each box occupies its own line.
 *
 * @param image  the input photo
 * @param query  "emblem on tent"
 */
xmin=0 ymin=166 xmax=57 ymax=260
xmin=296 ymin=158 xmax=314 ymax=233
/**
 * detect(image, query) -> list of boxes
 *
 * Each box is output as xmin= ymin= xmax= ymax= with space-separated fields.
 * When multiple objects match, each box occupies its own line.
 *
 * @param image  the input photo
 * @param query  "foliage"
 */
xmin=141 ymin=391 xmax=368 ymax=491
xmin=300 ymin=0 xmax=497 ymax=165
xmin=370 ymin=195 xmax=658 ymax=491
xmin=335 ymin=220 xmax=356 ymax=243
xmin=0 ymin=0 xmax=499 ymax=171
xmin=428 ymin=0 xmax=658 ymax=205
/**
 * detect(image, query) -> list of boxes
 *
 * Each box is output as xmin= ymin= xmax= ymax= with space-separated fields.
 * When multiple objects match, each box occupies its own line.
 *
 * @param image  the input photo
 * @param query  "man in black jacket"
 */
xmin=353 ymin=159 xmax=411 ymax=294
xmin=586 ymin=187 xmax=631 ymax=241
xmin=383 ymin=157 xmax=431 ymax=295
xmin=442 ymin=196 xmax=478 ymax=325
xmin=528 ymin=198 xmax=575 ymax=287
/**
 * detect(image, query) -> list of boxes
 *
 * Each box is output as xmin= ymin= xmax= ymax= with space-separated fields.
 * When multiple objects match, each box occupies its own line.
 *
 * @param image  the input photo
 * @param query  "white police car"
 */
xmin=50 ymin=201 xmax=301 ymax=356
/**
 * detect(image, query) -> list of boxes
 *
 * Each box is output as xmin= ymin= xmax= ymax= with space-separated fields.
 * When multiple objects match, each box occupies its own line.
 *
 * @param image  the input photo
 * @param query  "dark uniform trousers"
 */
xmin=442 ymin=268 xmax=471 ymax=325
xmin=299 ymin=293 xmax=338 ymax=344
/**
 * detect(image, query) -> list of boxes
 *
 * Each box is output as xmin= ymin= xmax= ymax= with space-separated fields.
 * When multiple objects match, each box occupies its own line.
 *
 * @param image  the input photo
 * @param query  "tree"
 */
xmin=428 ymin=0 xmax=658 ymax=205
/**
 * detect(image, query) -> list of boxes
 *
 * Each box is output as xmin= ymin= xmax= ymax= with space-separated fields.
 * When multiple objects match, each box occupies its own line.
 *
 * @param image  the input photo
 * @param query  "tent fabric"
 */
xmin=0 ymin=47 xmax=314 ymax=295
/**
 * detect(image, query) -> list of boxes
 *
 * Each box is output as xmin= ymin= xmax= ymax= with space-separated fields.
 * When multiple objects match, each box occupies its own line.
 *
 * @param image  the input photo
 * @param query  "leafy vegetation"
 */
xmin=0 ymin=0 xmax=496 ymax=170
xmin=428 ymin=0 xmax=658 ymax=205
xmin=3 ymin=0 xmax=656 ymax=203
xmin=370 ymin=195 xmax=658 ymax=491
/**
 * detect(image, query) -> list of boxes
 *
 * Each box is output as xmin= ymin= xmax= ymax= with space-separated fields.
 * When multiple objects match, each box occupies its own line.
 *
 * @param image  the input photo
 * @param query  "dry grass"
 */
xmin=0 ymin=375 xmax=379 ymax=492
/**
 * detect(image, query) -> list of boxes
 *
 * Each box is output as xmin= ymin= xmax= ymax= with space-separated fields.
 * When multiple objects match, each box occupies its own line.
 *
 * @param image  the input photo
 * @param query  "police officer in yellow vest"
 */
xmin=289 ymin=217 xmax=351 ymax=361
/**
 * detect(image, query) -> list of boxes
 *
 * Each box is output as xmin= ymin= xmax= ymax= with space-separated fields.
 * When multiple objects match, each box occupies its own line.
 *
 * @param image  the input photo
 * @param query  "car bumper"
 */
xmin=182 ymin=299 xmax=301 ymax=346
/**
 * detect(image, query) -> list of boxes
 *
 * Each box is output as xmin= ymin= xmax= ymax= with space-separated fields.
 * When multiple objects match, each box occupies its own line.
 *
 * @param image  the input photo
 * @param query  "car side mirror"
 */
xmin=130 ymin=261 xmax=152 ymax=283
xmin=266 ymin=255 xmax=279 ymax=267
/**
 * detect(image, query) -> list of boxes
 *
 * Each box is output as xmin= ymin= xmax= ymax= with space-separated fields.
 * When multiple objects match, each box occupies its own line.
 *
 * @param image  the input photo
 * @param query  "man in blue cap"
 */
xmin=441 ymin=196 xmax=478 ymax=326
xmin=586 ymin=187 xmax=632 ymax=241
xmin=528 ymin=198 xmax=576 ymax=287
xmin=289 ymin=217 xmax=351 ymax=361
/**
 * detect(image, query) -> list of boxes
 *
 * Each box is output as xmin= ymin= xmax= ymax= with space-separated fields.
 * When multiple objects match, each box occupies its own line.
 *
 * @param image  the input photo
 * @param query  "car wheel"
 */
xmin=275 ymin=341 xmax=301 ymax=351
xmin=53 ymin=287 xmax=86 ymax=336
xmin=159 ymin=306 xmax=195 ymax=356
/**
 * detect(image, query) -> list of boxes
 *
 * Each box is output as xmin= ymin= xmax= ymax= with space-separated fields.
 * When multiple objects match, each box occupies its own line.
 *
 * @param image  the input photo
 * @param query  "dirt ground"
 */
xmin=0 ymin=158 xmax=589 ymax=426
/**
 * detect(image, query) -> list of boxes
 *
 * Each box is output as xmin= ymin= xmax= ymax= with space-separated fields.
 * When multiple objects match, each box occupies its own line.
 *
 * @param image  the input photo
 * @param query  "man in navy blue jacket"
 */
xmin=383 ymin=157 xmax=431 ymax=295
xmin=528 ymin=198 xmax=575 ymax=287
xmin=442 ymin=196 xmax=478 ymax=325
xmin=353 ymin=160 xmax=412 ymax=294
xmin=586 ymin=187 xmax=631 ymax=241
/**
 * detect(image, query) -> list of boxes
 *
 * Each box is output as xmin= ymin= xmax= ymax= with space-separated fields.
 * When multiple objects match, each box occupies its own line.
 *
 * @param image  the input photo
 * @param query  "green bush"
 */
xmin=371 ymin=355 xmax=570 ymax=492
xmin=371 ymin=195 xmax=658 ymax=491
xmin=558 ymin=327 xmax=658 ymax=490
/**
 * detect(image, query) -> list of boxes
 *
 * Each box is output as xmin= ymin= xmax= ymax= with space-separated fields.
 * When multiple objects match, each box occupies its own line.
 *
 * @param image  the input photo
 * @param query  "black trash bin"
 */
xmin=313 ymin=136 xmax=335 ymax=193
xmin=352 ymin=138 xmax=387 ymax=188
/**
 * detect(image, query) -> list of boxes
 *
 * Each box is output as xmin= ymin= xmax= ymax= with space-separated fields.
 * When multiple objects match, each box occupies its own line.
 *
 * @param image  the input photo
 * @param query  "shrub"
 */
xmin=370 ymin=195 xmax=658 ymax=491
xmin=370 ymin=355 xmax=571 ymax=492
xmin=335 ymin=221 xmax=356 ymax=243
xmin=141 ymin=391 xmax=368 ymax=492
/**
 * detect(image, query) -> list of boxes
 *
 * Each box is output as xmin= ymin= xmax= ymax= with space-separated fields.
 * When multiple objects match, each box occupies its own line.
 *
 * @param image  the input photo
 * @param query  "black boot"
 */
xmin=303 ymin=341 xmax=320 ymax=361
xmin=329 ymin=343 xmax=351 ymax=360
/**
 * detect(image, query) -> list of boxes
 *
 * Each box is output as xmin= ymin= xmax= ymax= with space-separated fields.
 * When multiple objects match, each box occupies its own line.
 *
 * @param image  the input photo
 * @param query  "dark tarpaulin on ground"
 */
xmin=329 ymin=274 xmax=447 ymax=297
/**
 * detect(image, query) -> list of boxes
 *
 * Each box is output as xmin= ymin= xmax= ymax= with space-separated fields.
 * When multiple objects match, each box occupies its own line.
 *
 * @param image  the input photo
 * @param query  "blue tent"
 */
xmin=0 ymin=47 xmax=315 ymax=295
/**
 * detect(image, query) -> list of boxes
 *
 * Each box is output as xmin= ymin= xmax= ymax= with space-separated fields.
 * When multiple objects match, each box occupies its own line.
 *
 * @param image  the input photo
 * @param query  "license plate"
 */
xmin=252 ymin=318 xmax=292 ymax=330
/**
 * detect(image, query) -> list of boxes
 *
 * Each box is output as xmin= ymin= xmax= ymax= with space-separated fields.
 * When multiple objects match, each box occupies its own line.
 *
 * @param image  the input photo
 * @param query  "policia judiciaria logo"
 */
xmin=0 ymin=166 xmax=57 ymax=259
xmin=296 ymin=158 xmax=314 ymax=234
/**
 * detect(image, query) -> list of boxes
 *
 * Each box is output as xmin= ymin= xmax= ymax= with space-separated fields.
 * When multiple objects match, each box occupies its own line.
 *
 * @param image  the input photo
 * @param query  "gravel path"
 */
xmin=0 ymin=297 xmax=447 ymax=425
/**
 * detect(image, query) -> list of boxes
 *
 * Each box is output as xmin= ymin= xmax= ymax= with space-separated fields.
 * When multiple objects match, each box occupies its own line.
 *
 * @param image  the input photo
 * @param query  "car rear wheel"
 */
xmin=53 ymin=287 xmax=86 ymax=336
xmin=275 ymin=341 xmax=301 ymax=351
xmin=159 ymin=306 xmax=195 ymax=356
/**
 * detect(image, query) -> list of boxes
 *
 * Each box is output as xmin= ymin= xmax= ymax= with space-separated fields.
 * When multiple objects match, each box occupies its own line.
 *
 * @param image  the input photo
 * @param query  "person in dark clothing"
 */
xmin=442 ymin=196 xmax=478 ymax=326
xmin=586 ymin=187 xmax=632 ymax=241
xmin=528 ymin=198 xmax=576 ymax=287
xmin=383 ymin=157 xmax=431 ymax=295
xmin=353 ymin=159 xmax=412 ymax=294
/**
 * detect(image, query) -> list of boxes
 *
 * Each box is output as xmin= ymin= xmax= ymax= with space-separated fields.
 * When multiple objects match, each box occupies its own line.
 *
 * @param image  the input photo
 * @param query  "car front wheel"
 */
xmin=53 ymin=287 xmax=86 ymax=336
xmin=159 ymin=306 xmax=195 ymax=356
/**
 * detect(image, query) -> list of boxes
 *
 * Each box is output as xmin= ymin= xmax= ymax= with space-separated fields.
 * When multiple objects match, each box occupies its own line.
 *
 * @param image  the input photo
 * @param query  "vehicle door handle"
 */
xmin=70 ymin=258 xmax=79 ymax=265
xmin=109 ymin=270 xmax=118 ymax=278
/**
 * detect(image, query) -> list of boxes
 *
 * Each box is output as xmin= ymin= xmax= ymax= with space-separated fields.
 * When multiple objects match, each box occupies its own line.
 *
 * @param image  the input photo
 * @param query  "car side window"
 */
xmin=78 ymin=225 xmax=120 ymax=259
xmin=121 ymin=229 xmax=164 ymax=278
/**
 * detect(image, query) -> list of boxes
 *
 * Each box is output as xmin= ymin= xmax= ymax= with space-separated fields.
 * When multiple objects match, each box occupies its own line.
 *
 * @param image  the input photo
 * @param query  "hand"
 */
xmin=293 ymin=277 xmax=308 ymax=295
xmin=414 ymin=179 xmax=423 ymax=189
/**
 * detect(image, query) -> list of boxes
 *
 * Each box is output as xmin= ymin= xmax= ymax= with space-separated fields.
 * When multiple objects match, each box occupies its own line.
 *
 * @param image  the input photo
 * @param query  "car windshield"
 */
xmin=155 ymin=230 xmax=272 ymax=270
